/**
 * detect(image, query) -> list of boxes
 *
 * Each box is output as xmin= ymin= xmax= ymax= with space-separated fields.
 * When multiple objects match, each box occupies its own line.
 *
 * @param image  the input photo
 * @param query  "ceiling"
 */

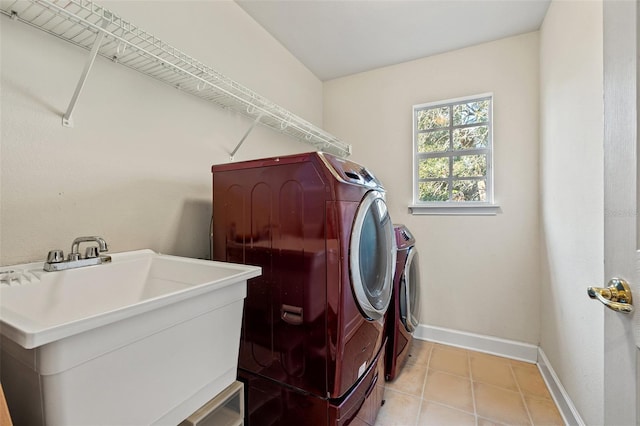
xmin=236 ymin=0 xmax=551 ymax=81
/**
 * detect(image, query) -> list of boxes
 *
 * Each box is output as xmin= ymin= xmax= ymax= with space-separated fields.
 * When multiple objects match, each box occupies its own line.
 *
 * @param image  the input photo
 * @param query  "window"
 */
xmin=411 ymin=94 xmax=498 ymax=215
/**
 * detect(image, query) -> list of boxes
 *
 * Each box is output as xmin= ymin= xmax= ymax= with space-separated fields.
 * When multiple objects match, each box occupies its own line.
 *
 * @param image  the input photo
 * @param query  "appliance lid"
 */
xmin=319 ymin=152 xmax=385 ymax=190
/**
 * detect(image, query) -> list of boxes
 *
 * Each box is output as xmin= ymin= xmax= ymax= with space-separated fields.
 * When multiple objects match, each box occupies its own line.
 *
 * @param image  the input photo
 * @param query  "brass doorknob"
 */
xmin=587 ymin=278 xmax=633 ymax=313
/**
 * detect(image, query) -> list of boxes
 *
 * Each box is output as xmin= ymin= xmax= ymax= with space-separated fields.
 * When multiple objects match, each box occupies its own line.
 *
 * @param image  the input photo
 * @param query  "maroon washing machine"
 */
xmin=385 ymin=224 xmax=421 ymax=381
xmin=211 ymin=152 xmax=396 ymax=425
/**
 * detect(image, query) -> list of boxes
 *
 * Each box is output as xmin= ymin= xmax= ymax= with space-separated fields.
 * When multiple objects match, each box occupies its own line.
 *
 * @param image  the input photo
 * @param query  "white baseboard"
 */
xmin=537 ymin=348 xmax=585 ymax=426
xmin=415 ymin=324 xmax=538 ymax=363
xmin=414 ymin=324 xmax=584 ymax=426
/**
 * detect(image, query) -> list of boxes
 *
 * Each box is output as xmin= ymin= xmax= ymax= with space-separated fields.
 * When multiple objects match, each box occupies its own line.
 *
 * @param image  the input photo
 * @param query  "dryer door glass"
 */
xmin=350 ymin=190 xmax=396 ymax=320
xmin=400 ymin=248 xmax=421 ymax=333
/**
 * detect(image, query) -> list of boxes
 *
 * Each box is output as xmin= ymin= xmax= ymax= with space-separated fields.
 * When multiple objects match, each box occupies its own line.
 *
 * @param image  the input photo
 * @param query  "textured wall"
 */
xmin=539 ymin=0 xmax=604 ymax=424
xmin=0 ymin=1 xmax=323 ymax=265
xmin=324 ymin=32 xmax=541 ymax=345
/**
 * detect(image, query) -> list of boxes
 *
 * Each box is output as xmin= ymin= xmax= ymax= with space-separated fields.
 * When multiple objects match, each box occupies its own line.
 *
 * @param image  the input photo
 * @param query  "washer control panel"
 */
xmin=321 ymin=153 xmax=383 ymax=189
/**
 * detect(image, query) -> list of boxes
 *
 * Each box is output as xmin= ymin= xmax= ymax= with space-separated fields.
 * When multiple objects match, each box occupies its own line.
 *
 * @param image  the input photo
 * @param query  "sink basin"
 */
xmin=0 ymin=249 xmax=261 ymax=425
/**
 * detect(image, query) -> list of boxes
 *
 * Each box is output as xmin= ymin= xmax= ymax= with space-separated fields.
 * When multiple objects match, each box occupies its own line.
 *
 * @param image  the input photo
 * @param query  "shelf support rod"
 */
xmin=62 ymin=18 xmax=109 ymax=127
xmin=230 ymin=113 xmax=263 ymax=161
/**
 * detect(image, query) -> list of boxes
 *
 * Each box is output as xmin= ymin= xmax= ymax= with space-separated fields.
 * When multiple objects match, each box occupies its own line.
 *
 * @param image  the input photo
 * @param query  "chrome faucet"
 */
xmin=71 ymin=236 xmax=109 ymax=259
xmin=44 ymin=236 xmax=112 ymax=272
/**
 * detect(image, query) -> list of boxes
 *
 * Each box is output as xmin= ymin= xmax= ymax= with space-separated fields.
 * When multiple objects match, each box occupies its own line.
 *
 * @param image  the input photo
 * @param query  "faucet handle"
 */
xmin=68 ymin=252 xmax=80 ymax=261
xmin=46 ymin=250 xmax=64 ymax=263
xmin=85 ymin=246 xmax=99 ymax=259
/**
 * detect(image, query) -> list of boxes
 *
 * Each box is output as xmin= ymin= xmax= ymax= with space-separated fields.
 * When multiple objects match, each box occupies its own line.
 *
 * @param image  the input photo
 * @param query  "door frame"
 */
xmin=603 ymin=0 xmax=638 ymax=424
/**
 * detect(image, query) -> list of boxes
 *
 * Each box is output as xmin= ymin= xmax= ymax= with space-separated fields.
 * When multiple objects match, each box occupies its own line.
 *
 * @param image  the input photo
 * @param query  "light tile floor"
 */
xmin=375 ymin=340 xmax=565 ymax=426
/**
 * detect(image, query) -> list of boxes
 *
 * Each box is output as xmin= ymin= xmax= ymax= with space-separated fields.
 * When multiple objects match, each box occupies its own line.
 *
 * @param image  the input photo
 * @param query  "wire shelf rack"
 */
xmin=0 ymin=0 xmax=352 ymax=158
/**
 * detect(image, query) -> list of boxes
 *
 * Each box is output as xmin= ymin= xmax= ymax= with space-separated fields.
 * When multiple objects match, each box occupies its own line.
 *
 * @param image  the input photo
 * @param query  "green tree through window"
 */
xmin=413 ymin=95 xmax=493 ymax=203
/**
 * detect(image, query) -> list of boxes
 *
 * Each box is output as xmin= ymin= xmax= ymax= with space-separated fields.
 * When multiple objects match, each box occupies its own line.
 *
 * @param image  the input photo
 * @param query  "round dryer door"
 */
xmin=350 ymin=190 xmax=396 ymax=320
xmin=400 ymin=248 xmax=421 ymax=333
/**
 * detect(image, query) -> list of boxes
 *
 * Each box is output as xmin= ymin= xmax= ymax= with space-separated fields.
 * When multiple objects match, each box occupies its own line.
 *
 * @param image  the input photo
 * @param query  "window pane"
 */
xmin=453 ymin=125 xmax=489 ymax=150
xmin=452 ymin=179 xmax=487 ymax=202
xmin=417 ymin=106 xmax=449 ymax=130
xmin=453 ymin=100 xmax=489 ymax=126
xmin=453 ymin=155 xmax=486 ymax=177
xmin=419 ymin=157 xmax=449 ymax=179
xmin=413 ymin=96 xmax=493 ymax=206
xmin=418 ymin=130 xmax=449 ymax=153
xmin=419 ymin=181 xmax=449 ymax=201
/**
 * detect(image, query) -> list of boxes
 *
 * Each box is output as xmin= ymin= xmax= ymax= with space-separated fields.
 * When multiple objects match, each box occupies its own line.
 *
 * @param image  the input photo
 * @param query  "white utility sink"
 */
xmin=0 ymin=249 xmax=261 ymax=425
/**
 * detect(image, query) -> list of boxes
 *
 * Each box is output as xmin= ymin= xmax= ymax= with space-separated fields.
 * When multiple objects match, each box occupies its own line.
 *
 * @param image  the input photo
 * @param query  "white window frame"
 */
xmin=409 ymin=93 xmax=500 ymax=216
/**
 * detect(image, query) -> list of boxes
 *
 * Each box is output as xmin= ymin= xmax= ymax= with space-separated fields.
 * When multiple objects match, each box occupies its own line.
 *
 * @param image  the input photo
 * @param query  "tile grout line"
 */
xmin=510 ymin=362 xmax=535 ymax=426
xmin=467 ymin=349 xmax=479 ymax=426
xmin=414 ymin=342 xmax=433 ymax=426
xmin=426 ymin=344 xmax=478 ymax=420
xmin=409 ymin=343 xmax=563 ymax=426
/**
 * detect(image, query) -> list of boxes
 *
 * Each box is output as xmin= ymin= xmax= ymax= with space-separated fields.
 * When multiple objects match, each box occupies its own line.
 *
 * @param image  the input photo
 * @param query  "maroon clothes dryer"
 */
xmin=211 ymin=152 xmax=396 ymax=425
xmin=385 ymin=224 xmax=421 ymax=381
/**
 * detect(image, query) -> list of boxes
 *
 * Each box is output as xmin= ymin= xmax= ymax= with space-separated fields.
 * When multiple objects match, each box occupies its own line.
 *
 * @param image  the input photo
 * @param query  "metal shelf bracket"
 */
xmin=62 ymin=17 xmax=110 ymax=127
xmin=2 ymin=0 xmax=352 ymax=157
xmin=230 ymin=113 xmax=263 ymax=161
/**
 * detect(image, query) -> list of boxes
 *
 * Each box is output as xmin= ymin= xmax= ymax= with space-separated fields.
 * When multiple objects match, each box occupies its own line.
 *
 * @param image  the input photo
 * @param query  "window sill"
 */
xmin=408 ymin=203 xmax=501 ymax=216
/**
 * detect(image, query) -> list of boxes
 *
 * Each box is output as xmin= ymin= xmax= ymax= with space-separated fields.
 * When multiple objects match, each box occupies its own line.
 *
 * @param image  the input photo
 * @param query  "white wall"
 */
xmin=324 ymin=33 xmax=541 ymax=345
xmin=539 ymin=1 xmax=604 ymax=424
xmin=0 ymin=1 xmax=323 ymax=265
